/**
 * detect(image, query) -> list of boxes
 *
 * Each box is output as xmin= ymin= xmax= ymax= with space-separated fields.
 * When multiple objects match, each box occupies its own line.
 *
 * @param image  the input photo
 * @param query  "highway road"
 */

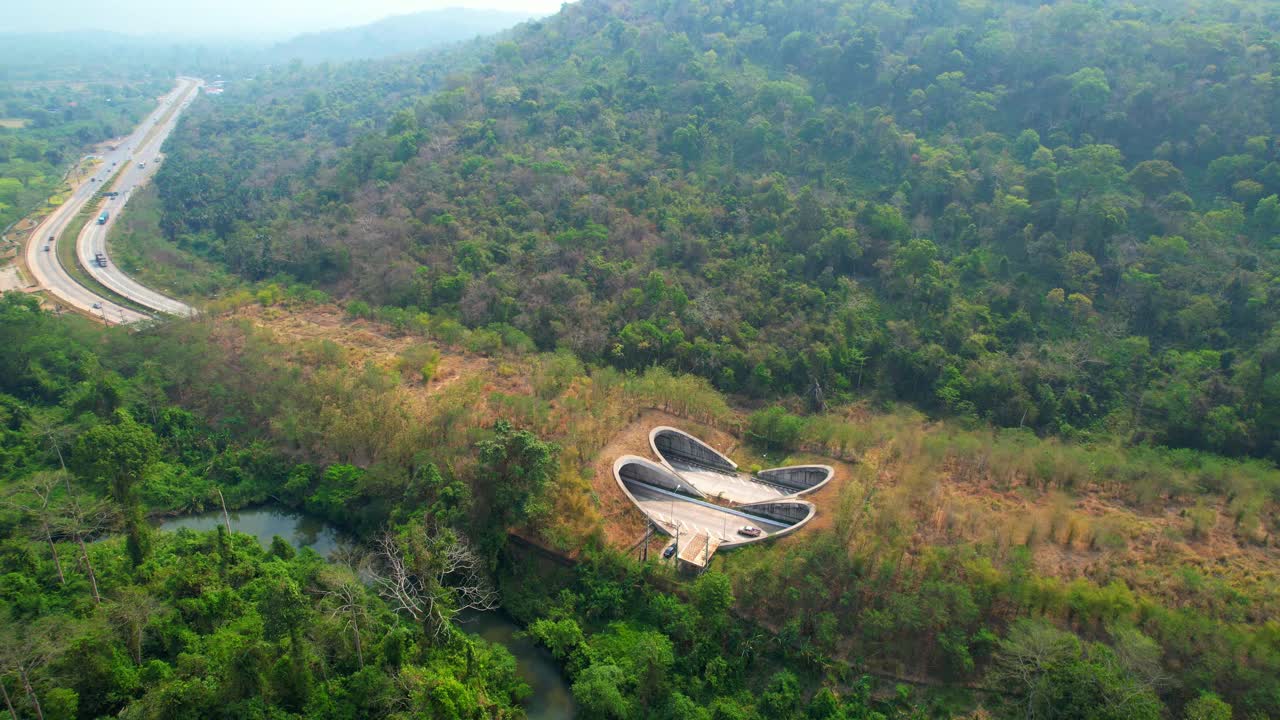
xmin=667 ymin=460 xmax=791 ymax=504
xmin=23 ymin=77 xmax=201 ymax=324
xmin=80 ymin=78 xmax=200 ymax=318
xmin=628 ymin=482 xmax=789 ymax=545
xmin=24 ymin=170 xmax=151 ymax=324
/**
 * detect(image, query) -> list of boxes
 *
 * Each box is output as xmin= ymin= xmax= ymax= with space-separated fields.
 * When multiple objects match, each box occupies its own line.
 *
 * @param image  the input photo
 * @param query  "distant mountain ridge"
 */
xmin=0 ymin=31 xmax=260 ymax=80
xmin=266 ymin=7 xmax=539 ymax=64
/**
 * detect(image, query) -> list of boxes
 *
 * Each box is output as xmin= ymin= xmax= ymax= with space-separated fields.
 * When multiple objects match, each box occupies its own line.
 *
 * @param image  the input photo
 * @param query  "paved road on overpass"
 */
xmin=23 ymin=77 xmax=200 ymax=324
xmin=667 ymin=459 xmax=792 ymax=504
xmin=627 ymin=482 xmax=789 ymax=545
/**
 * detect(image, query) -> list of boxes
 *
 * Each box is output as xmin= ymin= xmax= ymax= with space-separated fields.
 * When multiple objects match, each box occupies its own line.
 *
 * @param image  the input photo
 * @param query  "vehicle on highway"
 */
xmin=44 ymin=246 xmax=51 ymax=252
xmin=48 ymin=236 xmax=54 ymax=243
xmin=94 ymin=253 xmax=108 ymax=268
xmin=662 ymin=544 xmax=677 ymax=559
xmin=97 ymin=211 xmax=109 ymax=225
xmin=138 ymin=162 xmax=146 ymax=169
xmin=91 ymin=302 xmax=102 ymax=309
xmin=737 ymin=525 xmax=762 ymax=538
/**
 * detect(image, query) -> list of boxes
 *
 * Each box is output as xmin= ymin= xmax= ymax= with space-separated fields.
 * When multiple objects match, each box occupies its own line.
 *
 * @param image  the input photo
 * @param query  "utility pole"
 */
xmin=674 ymin=523 xmax=680 ymax=563
xmin=671 ymin=484 xmax=679 ymax=558
xmin=642 ymin=520 xmax=649 ymax=562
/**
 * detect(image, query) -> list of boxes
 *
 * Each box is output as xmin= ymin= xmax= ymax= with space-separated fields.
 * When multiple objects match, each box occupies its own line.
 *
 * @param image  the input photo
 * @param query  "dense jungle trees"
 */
xmin=7 ymin=0 xmax=1280 ymax=715
xmin=156 ymin=0 xmax=1280 ymax=460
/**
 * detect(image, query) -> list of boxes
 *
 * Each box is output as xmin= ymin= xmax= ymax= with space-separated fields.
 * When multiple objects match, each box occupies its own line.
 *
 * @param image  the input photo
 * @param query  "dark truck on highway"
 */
xmin=94 ymin=253 xmax=108 ymax=268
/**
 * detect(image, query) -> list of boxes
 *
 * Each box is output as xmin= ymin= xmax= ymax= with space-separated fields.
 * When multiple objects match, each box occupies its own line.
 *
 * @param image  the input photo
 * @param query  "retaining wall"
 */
xmin=615 ymin=455 xmax=707 ymax=498
xmin=651 ymin=426 xmax=737 ymax=472
xmin=758 ymin=465 xmax=834 ymax=495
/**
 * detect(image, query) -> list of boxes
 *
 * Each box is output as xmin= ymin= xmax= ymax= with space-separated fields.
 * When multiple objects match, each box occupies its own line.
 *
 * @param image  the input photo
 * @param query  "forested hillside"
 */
xmin=158 ymin=0 xmax=1280 ymax=460
xmin=7 ymin=0 xmax=1266 ymax=716
xmin=265 ymin=8 xmax=539 ymax=64
xmin=0 ymin=34 xmax=255 ymax=82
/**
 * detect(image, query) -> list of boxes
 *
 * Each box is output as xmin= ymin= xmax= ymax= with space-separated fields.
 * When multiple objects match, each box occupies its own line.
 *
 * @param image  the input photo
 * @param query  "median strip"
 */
xmin=53 ymin=172 xmax=154 ymax=317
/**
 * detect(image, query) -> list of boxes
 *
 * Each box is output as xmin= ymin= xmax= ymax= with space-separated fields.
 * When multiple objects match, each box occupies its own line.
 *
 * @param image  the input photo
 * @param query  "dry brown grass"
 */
xmin=223 ymin=305 xmax=1280 ymax=612
xmin=234 ymin=303 xmax=524 ymax=396
xmin=866 ymin=434 xmax=1280 ymax=617
xmin=231 ymin=304 xmax=617 ymax=554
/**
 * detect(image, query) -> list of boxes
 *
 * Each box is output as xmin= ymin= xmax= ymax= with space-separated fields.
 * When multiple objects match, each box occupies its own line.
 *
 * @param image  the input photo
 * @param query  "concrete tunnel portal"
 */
xmin=651 ymin=426 xmax=738 ymax=474
xmin=649 ymin=426 xmax=834 ymax=504
xmin=613 ymin=455 xmax=817 ymax=549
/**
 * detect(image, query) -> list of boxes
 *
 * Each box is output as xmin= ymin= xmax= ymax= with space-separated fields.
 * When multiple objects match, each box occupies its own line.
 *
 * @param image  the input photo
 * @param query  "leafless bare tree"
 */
xmin=25 ymin=412 xmax=72 ymax=474
xmin=52 ymin=496 xmax=116 ymax=605
xmin=992 ymin=620 xmax=1081 ymax=720
xmin=370 ymin=533 xmax=430 ymax=624
xmin=369 ymin=526 xmax=496 ymax=640
xmin=441 ymin=536 xmax=499 ymax=619
xmin=2 ymin=472 xmax=68 ymax=585
xmin=1 ymin=674 xmax=19 ymax=720
xmin=321 ymin=579 xmax=369 ymax=669
xmin=0 ymin=619 xmax=67 ymax=720
xmin=107 ymin=586 xmax=165 ymax=665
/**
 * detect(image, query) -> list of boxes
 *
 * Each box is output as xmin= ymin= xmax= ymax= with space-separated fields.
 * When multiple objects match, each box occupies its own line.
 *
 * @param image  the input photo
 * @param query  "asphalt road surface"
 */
xmin=23 ymin=173 xmax=151 ymax=324
xmin=627 ymin=482 xmax=789 ymax=545
xmin=23 ymin=77 xmax=201 ymax=324
xmin=667 ymin=460 xmax=792 ymax=504
xmin=80 ymin=78 xmax=200 ymax=318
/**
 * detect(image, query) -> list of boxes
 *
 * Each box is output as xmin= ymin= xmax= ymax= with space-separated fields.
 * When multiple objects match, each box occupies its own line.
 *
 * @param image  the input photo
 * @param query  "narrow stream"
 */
xmin=156 ymin=508 xmax=576 ymax=719
xmin=461 ymin=612 xmax=579 ymax=720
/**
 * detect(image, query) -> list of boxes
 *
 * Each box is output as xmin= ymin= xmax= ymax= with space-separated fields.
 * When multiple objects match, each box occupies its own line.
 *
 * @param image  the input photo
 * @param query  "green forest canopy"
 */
xmin=0 ymin=80 xmax=161 ymax=232
xmin=0 ymin=283 xmax=1276 ymax=718
xmin=5 ymin=0 xmax=1280 ymax=717
xmin=155 ymin=0 xmax=1280 ymax=462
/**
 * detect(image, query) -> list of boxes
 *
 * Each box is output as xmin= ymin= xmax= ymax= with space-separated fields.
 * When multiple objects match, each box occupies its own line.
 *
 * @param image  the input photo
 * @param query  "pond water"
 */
xmin=156 ymin=508 xmax=354 ymax=558
xmin=156 ymin=508 xmax=576 ymax=719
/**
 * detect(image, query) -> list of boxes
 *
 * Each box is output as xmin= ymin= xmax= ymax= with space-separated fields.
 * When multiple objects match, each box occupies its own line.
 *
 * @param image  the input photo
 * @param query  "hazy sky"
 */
xmin=1 ymin=0 xmax=563 ymax=39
